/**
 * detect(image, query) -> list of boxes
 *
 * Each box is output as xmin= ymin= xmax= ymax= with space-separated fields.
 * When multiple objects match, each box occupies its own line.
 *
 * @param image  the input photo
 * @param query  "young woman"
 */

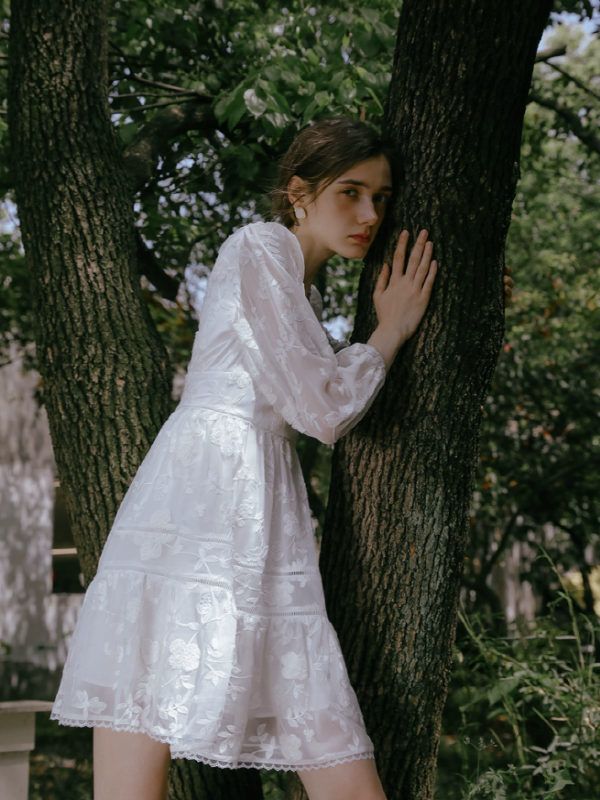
xmin=51 ymin=116 xmax=513 ymax=800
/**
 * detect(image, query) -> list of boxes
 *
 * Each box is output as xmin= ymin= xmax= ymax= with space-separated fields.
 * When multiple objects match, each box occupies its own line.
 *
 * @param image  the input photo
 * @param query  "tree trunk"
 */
xmin=8 ymin=2 xmax=261 ymax=798
xmin=316 ymin=3 xmax=552 ymax=799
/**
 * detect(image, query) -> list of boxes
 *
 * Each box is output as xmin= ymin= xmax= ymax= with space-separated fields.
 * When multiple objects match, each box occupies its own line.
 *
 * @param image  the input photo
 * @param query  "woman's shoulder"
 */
xmin=222 ymin=220 xmax=303 ymax=280
xmin=226 ymin=220 xmax=295 ymax=246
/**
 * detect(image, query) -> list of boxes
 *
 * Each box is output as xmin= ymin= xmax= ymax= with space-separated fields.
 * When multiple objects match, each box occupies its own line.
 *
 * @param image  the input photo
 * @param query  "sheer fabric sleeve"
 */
xmin=232 ymin=222 xmax=387 ymax=445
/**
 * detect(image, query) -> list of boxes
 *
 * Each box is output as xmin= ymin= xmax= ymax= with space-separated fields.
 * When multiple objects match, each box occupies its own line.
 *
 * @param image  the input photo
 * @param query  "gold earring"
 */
xmin=294 ymin=206 xmax=306 ymax=220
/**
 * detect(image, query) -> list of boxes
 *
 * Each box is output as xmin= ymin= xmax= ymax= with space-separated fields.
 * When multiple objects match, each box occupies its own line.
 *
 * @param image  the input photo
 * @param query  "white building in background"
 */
xmin=0 ymin=354 xmax=84 ymax=698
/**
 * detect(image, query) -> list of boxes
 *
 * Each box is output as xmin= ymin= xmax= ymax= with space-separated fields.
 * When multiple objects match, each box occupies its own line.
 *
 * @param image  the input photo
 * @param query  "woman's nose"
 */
xmin=358 ymin=198 xmax=378 ymax=224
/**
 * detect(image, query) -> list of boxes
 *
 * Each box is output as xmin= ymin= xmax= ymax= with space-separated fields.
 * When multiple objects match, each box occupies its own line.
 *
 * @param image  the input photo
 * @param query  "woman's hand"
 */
xmin=373 ymin=229 xmax=437 ymax=347
xmin=504 ymin=265 xmax=514 ymax=308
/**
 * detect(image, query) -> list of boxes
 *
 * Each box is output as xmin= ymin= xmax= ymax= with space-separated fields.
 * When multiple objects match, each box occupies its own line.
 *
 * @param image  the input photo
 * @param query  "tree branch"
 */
xmin=534 ymin=45 xmax=566 ymax=62
xmin=540 ymin=60 xmax=600 ymax=101
xmin=113 ymin=97 xmax=198 ymax=114
xmin=135 ymin=231 xmax=179 ymax=301
xmin=122 ymin=101 xmax=218 ymax=193
xmin=528 ymin=90 xmax=600 ymax=156
xmin=110 ymin=91 xmax=200 ymax=100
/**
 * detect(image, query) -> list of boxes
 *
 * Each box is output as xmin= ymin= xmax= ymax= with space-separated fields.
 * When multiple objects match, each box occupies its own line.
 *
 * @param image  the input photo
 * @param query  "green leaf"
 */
xmin=263 ymin=111 xmax=289 ymax=135
xmin=264 ymin=65 xmax=282 ymax=82
xmin=337 ymin=11 xmax=354 ymax=26
xmin=373 ymin=20 xmax=396 ymax=46
xmin=353 ymin=30 xmax=380 ymax=58
xmin=355 ymin=66 xmax=378 ymax=88
xmin=487 ymin=677 xmax=520 ymax=706
xmin=244 ymin=87 xmax=268 ymax=118
xmin=328 ymin=71 xmax=346 ymax=91
xmin=314 ymin=91 xmax=333 ymax=108
xmin=336 ymin=79 xmax=357 ymax=104
xmin=306 ymin=49 xmax=320 ymax=66
xmin=118 ymin=122 xmax=139 ymax=146
xmin=227 ymin=92 xmax=249 ymax=129
xmin=360 ymin=8 xmax=380 ymax=25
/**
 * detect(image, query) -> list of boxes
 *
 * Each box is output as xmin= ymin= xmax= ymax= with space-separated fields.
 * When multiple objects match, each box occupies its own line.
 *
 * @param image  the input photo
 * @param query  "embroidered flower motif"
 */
xmin=242 ymin=613 xmax=260 ymax=631
xmin=92 ymin=579 xmax=107 ymax=610
xmin=218 ymin=724 xmax=243 ymax=754
xmin=152 ymin=474 xmax=170 ymax=500
xmin=150 ymin=509 xmax=177 ymax=529
xmin=260 ymin=383 xmax=277 ymax=405
xmin=267 ymin=540 xmax=285 ymax=562
xmin=196 ymin=595 xmax=213 ymax=623
xmin=263 ymin=580 xmax=294 ymax=607
xmin=195 ymin=503 xmax=206 ymax=518
xmin=227 ymin=364 xmax=252 ymax=388
xmin=72 ymin=690 xmax=107 ymax=719
xmin=279 ymin=732 xmax=302 ymax=761
xmin=233 ymin=318 xmax=259 ymax=349
xmin=117 ymin=693 xmax=142 ymax=722
xmin=168 ymin=639 xmax=200 ymax=672
xmin=175 ymin=433 xmax=196 ymax=466
xmin=283 ymin=511 xmax=305 ymax=540
xmin=134 ymin=531 xmax=176 ymax=561
xmin=248 ymin=723 xmax=276 ymax=759
xmin=281 ymin=651 xmax=308 ymax=681
xmin=126 ymin=598 xmax=142 ymax=623
xmin=209 ymin=415 xmax=246 ymax=458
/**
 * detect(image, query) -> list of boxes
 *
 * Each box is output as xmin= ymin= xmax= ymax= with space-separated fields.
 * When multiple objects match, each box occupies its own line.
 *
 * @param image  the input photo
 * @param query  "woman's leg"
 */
xmin=297 ymin=756 xmax=387 ymax=800
xmin=94 ymin=727 xmax=171 ymax=800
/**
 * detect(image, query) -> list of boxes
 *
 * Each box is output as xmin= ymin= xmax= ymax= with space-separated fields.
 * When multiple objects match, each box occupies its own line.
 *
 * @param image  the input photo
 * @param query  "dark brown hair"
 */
xmin=270 ymin=116 xmax=398 ymax=229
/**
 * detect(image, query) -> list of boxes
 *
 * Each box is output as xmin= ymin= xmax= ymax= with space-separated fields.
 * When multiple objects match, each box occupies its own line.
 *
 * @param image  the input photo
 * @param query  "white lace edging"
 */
xmin=49 ymin=714 xmax=375 ymax=772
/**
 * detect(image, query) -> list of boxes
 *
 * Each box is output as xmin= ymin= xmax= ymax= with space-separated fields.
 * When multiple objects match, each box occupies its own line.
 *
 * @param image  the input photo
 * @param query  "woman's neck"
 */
xmin=290 ymin=225 xmax=333 ymax=296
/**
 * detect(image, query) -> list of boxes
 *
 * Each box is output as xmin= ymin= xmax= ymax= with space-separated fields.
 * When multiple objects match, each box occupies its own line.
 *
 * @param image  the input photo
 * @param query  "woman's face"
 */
xmin=290 ymin=154 xmax=393 ymax=258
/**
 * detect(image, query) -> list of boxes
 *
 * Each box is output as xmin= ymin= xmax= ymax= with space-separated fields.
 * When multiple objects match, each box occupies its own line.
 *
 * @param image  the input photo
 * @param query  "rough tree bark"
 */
xmin=288 ymin=2 xmax=552 ymax=798
xmin=8 ymin=1 xmax=261 ymax=798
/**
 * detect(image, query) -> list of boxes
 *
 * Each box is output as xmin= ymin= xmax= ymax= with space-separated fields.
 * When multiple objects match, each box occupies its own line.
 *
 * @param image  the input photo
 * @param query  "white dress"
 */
xmin=51 ymin=220 xmax=387 ymax=771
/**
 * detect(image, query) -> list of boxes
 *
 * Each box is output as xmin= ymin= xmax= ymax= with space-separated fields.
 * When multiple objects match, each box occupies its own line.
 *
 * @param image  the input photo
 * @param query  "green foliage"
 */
xmin=438 ymin=557 xmax=600 ymax=798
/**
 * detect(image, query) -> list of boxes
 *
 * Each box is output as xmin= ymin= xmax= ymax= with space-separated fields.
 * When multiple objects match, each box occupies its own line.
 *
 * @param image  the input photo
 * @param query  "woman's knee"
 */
xmin=297 ymin=756 xmax=387 ymax=800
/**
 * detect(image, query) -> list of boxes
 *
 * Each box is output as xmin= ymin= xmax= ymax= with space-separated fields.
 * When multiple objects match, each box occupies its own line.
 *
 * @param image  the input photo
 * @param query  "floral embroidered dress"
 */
xmin=51 ymin=220 xmax=387 ymax=771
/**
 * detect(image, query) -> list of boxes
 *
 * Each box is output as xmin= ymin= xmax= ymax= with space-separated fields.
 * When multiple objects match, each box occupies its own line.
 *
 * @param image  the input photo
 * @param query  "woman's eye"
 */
xmin=342 ymin=189 xmax=357 ymax=197
xmin=374 ymin=194 xmax=391 ymax=204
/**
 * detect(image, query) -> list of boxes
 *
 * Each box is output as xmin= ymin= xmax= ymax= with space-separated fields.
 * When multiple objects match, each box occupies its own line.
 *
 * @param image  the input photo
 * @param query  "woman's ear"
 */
xmin=287 ymin=175 xmax=307 ymax=206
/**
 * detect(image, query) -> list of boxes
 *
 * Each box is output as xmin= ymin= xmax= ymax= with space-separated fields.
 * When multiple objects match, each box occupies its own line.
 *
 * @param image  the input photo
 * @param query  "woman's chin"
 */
xmin=334 ymin=241 xmax=371 ymax=259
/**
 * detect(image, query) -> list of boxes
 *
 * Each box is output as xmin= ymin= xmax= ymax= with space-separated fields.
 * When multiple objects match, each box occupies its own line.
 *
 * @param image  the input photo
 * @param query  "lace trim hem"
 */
xmin=49 ymin=714 xmax=375 ymax=772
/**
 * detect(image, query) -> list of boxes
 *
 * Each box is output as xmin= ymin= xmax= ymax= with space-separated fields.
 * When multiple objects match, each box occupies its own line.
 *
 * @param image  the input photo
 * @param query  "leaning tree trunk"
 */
xmin=8 ymin=1 xmax=262 ymax=798
xmin=288 ymin=2 xmax=552 ymax=798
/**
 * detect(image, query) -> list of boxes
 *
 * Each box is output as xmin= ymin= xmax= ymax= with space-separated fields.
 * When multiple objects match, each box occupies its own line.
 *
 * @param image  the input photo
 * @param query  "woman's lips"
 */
xmin=350 ymin=234 xmax=370 ymax=244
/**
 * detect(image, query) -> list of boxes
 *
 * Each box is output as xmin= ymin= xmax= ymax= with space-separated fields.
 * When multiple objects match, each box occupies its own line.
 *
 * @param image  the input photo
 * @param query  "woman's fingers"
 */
xmin=416 ymin=241 xmax=434 ymax=285
xmin=406 ymin=230 xmax=429 ymax=278
xmin=423 ymin=260 xmax=437 ymax=294
xmin=392 ymin=230 xmax=409 ymax=276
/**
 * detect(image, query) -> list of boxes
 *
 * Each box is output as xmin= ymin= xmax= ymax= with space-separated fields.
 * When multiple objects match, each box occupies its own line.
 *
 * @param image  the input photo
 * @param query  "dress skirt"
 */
xmin=51 ymin=395 xmax=375 ymax=770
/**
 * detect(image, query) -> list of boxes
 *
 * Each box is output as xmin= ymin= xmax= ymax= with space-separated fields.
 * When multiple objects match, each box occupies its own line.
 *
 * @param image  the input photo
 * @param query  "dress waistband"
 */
xmin=179 ymin=370 xmax=297 ymax=442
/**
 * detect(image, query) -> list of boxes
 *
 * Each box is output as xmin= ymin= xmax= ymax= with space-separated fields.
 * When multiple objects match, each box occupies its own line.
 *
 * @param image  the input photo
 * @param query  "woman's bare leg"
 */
xmin=297 ymin=756 xmax=387 ymax=800
xmin=94 ymin=727 xmax=171 ymax=800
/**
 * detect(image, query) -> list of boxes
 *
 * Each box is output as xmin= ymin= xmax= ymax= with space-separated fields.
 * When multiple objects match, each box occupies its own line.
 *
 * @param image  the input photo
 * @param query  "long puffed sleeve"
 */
xmin=231 ymin=221 xmax=386 ymax=445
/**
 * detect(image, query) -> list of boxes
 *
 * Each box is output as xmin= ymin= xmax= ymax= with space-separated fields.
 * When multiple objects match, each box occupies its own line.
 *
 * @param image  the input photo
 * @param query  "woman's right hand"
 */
xmin=373 ymin=229 xmax=437 ymax=347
